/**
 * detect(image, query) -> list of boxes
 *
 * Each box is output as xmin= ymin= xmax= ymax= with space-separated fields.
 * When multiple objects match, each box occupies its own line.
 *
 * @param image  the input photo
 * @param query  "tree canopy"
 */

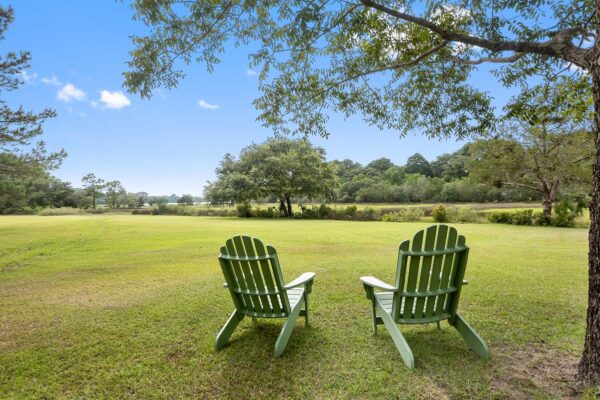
xmin=205 ymin=138 xmax=337 ymax=216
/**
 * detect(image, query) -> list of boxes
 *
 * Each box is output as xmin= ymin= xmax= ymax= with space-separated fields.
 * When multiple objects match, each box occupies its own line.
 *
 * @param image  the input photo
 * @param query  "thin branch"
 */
xmin=449 ymin=52 xmax=525 ymax=65
xmin=279 ymin=41 xmax=448 ymax=118
xmin=359 ymin=0 xmax=590 ymax=68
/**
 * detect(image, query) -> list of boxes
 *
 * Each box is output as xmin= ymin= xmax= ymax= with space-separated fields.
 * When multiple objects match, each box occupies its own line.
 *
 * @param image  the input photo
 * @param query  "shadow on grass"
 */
xmin=210 ymin=318 xmax=329 ymax=398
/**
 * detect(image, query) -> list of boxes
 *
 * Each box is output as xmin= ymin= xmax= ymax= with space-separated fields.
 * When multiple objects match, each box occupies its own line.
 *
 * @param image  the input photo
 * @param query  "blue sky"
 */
xmin=5 ymin=1 xmax=518 ymax=195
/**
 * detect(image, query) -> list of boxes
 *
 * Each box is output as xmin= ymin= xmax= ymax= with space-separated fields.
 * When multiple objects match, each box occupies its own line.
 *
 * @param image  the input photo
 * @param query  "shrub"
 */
xmin=511 ymin=209 xmax=534 ymax=225
xmin=431 ymin=205 xmax=448 ymax=223
xmin=552 ymin=201 xmax=576 ymax=227
xmin=356 ymin=207 xmax=380 ymax=221
xmin=383 ymin=208 xmax=424 ymax=222
xmin=236 ymin=201 xmax=254 ymax=218
xmin=256 ymin=207 xmax=277 ymax=218
xmin=318 ymin=204 xmax=333 ymax=219
xmin=344 ymin=205 xmax=357 ymax=217
xmin=37 ymin=207 xmax=79 ymax=216
xmin=176 ymin=206 xmax=196 ymax=216
xmin=447 ymin=207 xmax=478 ymax=223
xmin=85 ymin=208 xmax=108 ymax=214
xmin=132 ymin=209 xmax=153 ymax=215
xmin=488 ymin=211 xmax=512 ymax=224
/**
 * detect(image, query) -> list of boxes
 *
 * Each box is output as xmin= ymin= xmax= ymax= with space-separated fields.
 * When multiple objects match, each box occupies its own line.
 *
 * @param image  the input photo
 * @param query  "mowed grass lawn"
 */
xmin=0 ymin=215 xmax=593 ymax=399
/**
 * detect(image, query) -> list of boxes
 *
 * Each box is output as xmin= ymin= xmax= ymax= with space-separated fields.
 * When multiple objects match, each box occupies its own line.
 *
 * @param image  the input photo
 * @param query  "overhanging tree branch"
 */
xmin=359 ymin=0 xmax=590 ymax=68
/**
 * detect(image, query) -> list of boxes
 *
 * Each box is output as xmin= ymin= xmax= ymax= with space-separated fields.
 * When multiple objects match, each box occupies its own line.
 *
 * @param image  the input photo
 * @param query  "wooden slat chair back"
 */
xmin=219 ymin=235 xmax=291 ymax=318
xmin=393 ymin=224 xmax=468 ymax=324
xmin=361 ymin=225 xmax=489 ymax=368
xmin=216 ymin=235 xmax=315 ymax=357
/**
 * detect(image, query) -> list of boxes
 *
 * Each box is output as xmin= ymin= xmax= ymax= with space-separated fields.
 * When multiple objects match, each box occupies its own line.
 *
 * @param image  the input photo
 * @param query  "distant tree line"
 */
xmin=205 ymin=130 xmax=592 ymax=217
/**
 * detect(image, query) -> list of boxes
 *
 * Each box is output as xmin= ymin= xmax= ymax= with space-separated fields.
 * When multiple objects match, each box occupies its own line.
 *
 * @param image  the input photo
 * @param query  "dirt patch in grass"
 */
xmin=490 ymin=343 xmax=581 ymax=399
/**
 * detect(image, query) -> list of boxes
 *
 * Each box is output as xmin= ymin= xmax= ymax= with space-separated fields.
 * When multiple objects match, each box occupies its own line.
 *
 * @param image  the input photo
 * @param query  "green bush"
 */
xmin=256 ymin=207 xmax=277 ymax=218
xmin=431 ymin=205 xmax=448 ymax=223
xmin=39 ymin=207 xmax=86 ymax=216
xmin=132 ymin=209 xmax=153 ymax=215
xmin=511 ymin=209 xmax=534 ymax=225
xmin=319 ymin=204 xmax=333 ymax=219
xmin=552 ymin=201 xmax=576 ymax=227
xmin=344 ymin=205 xmax=357 ymax=217
xmin=447 ymin=207 xmax=478 ymax=223
xmin=236 ymin=202 xmax=254 ymax=218
xmin=383 ymin=208 xmax=424 ymax=222
xmin=488 ymin=211 xmax=513 ymax=224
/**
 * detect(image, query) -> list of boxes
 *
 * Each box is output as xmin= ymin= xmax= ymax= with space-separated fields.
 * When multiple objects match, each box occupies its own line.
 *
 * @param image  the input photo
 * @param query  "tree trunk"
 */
xmin=92 ymin=191 xmax=96 ymax=209
xmin=542 ymin=195 xmax=552 ymax=218
xmin=577 ymin=64 xmax=600 ymax=385
xmin=542 ymin=180 xmax=559 ymax=219
xmin=285 ymin=193 xmax=293 ymax=217
xmin=279 ymin=198 xmax=288 ymax=217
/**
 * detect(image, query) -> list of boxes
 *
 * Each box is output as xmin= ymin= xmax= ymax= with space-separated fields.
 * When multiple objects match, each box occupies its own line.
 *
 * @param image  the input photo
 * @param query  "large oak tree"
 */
xmin=123 ymin=0 xmax=600 ymax=384
xmin=205 ymin=137 xmax=337 ymax=216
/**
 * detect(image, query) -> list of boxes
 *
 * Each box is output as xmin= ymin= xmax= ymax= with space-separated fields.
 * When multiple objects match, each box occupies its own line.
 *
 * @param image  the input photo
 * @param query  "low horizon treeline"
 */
xmin=0 ymin=169 xmax=201 ymax=214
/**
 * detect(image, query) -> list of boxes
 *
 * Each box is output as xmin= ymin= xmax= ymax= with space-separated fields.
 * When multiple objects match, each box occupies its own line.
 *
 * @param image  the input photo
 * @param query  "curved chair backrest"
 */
xmin=219 ymin=235 xmax=291 ymax=318
xmin=392 ymin=225 xmax=469 ymax=324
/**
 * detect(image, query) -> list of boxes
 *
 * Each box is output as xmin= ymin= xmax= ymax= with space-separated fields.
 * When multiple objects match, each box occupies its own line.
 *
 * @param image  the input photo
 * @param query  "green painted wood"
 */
xmin=452 ymin=313 xmax=490 ymax=359
xmin=399 ymin=286 xmax=457 ymax=298
xmin=414 ymin=226 xmax=437 ymax=318
xmin=401 ymin=230 xmax=423 ymax=320
xmin=274 ymin=289 xmax=305 ymax=357
xmin=303 ymin=292 xmax=309 ymax=326
xmin=363 ymin=225 xmax=489 ymax=367
xmin=426 ymin=224 xmax=448 ymax=317
xmin=392 ymin=240 xmax=410 ymax=319
xmin=268 ymin=245 xmax=291 ymax=314
xmin=376 ymin=297 xmax=415 ymax=369
xmin=448 ymin=235 xmax=468 ymax=318
xmin=436 ymin=227 xmax=458 ymax=316
xmin=253 ymin=239 xmax=282 ymax=314
xmin=224 ymin=239 xmax=253 ymax=311
xmin=242 ymin=235 xmax=270 ymax=313
xmin=215 ymin=311 xmax=244 ymax=350
xmin=216 ymin=235 xmax=315 ymax=356
xmin=232 ymin=236 xmax=262 ymax=313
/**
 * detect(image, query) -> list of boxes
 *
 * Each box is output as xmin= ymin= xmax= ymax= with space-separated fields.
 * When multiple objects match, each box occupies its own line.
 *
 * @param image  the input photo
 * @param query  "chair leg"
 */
xmin=376 ymin=300 xmax=415 ymax=369
xmin=303 ymin=292 xmax=309 ymax=327
xmin=215 ymin=310 xmax=244 ymax=350
xmin=274 ymin=299 xmax=304 ymax=357
xmin=451 ymin=313 xmax=490 ymax=360
xmin=371 ymin=297 xmax=378 ymax=335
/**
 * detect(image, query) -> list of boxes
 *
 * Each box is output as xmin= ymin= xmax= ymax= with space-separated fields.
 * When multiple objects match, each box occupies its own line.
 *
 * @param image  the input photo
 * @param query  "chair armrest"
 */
xmin=360 ymin=276 xmax=396 ymax=291
xmin=283 ymin=272 xmax=316 ymax=293
xmin=462 ymin=280 xmax=468 ymax=286
xmin=360 ymin=276 xmax=396 ymax=300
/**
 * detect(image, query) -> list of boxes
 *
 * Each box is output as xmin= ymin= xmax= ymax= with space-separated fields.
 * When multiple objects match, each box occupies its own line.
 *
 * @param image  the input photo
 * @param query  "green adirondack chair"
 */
xmin=216 ymin=235 xmax=315 ymax=357
xmin=360 ymin=224 xmax=489 ymax=368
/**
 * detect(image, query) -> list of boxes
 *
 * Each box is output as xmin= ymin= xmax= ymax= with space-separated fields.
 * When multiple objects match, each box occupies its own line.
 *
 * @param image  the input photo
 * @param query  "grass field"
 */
xmin=0 ymin=215 xmax=596 ymax=399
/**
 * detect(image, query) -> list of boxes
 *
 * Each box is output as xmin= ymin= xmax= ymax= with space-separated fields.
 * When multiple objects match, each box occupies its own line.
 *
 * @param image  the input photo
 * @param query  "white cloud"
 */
xmin=198 ymin=99 xmax=219 ymax=110
xmin=41 ymin=75 xmax=62 ymax=86
xmin=246 ymin=69 xmax=257 ymax=77
xmin=98 ymin=90 xmax=131 ymax=109
xmin=21 ymin=70 xmax=38 ymax=83
xmin=57 ymin=83 xmax=86 ymax=102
